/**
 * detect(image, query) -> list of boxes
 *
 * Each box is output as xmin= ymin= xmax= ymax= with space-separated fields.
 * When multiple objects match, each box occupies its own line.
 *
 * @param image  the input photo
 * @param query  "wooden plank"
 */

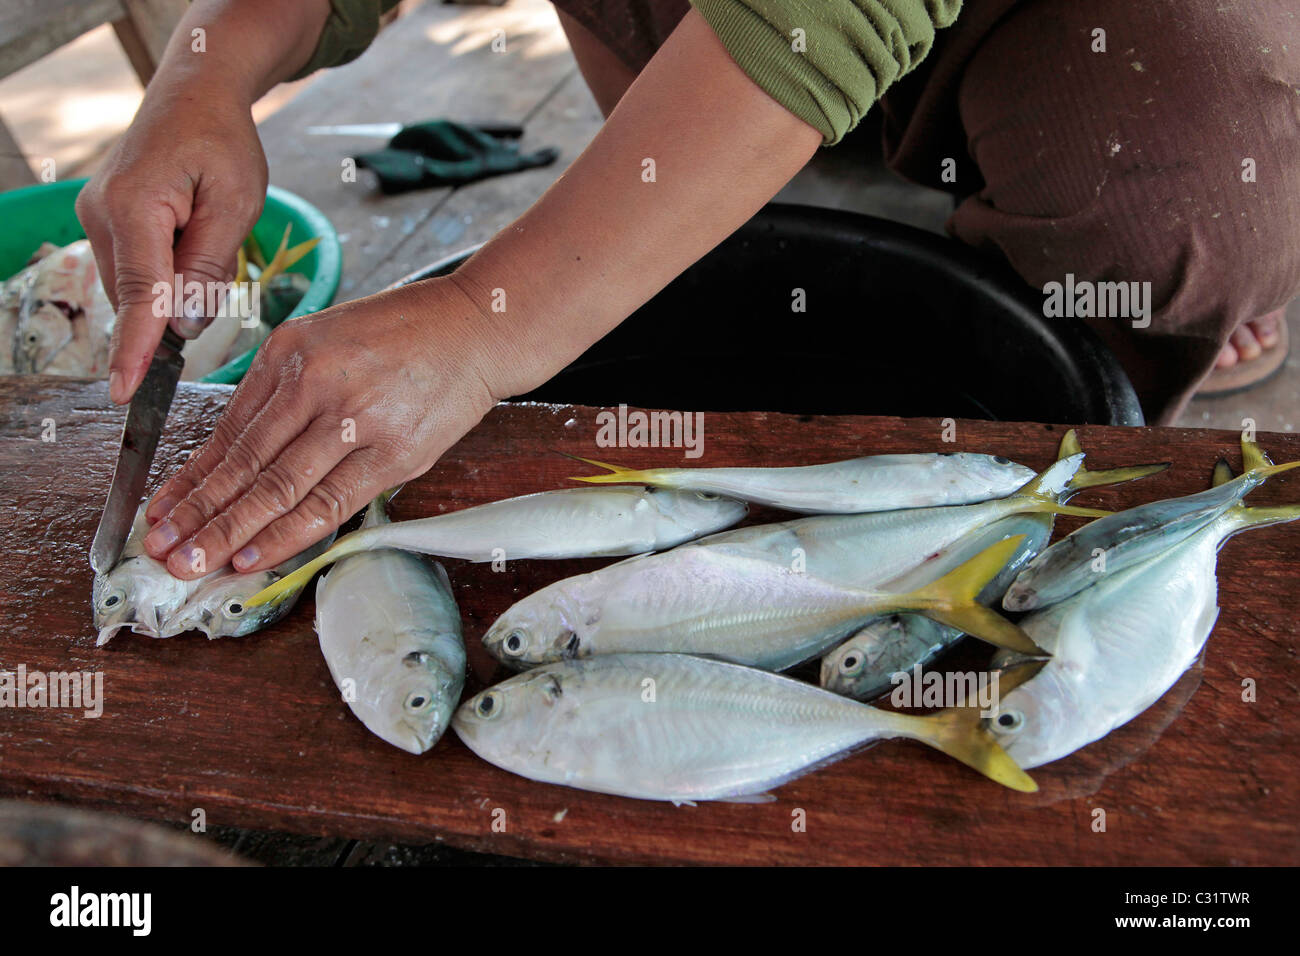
xmin=0 ymin=376 xmax=1296 ymax=865
xmin=255 ymin=0 xmax=577 ymax=301
xmin=0 ymin=0 xmax=124 ymax=78
xmin=350 ymin=66 xmax=603 ymax=295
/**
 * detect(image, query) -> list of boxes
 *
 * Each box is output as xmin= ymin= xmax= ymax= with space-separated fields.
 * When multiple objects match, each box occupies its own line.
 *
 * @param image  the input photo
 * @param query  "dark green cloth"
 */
xmin=353 ymin=121 xmax=560 ymax=194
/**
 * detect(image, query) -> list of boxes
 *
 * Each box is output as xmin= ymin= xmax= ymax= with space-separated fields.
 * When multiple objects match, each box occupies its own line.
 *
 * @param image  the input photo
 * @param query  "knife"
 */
xmin=89 ymin=327 xmax=188 ymax=574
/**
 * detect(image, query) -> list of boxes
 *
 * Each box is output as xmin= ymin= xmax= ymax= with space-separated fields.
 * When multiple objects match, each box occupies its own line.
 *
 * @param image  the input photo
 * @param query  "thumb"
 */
xmin=106 ymin=207 xmax=179 ymax=404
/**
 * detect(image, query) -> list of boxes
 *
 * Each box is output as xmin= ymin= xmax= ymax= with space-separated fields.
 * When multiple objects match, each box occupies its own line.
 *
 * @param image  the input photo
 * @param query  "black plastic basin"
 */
xmin=399 ymin=204 xmax=1143 ymax=425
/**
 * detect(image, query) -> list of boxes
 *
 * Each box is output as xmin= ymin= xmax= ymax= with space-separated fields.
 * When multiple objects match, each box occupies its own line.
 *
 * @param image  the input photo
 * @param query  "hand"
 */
xmin=77 ymin=75 xmax=268 ymax=403
xmin=141 ymin=278 xmax=508 ymax=578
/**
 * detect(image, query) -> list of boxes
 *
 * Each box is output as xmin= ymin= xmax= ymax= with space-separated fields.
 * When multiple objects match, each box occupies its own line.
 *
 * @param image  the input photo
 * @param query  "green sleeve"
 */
xmin=288 ymin=0 xmax=405 ymax=80
xmin=689 ymin=0 xmax=962 ymax=145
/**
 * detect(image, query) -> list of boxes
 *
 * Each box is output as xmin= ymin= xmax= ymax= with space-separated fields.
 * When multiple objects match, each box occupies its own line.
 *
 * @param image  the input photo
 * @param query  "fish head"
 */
xmin=953 ymin=452 xmax=1038 ymax=495
xmin=344 ymin=638 xmax=463 ymax=754
xmin=984 ymin=673 xmax=1064 ymax=769
xmin=819 ymin=617 xmax=905 ymax=696
xmin=652 ymin=488 xmax=748 ymax=536
xmin=453 ymin=666 xmax=570 ymax=762
xmin=483 ymin=589 xmax=587 ymax=668
xmin=14 ymin=303 xmax=74 ymax=372
xmin=173 ymin=571 xmax=290 ymax=638
xmin=91 ymin=556 xmax=189 ymax=645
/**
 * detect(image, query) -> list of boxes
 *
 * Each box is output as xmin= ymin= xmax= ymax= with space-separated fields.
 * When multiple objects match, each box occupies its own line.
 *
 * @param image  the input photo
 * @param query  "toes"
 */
xmin=1231 ymin=325 xmax=1262 ymax=362
xmin=1249 ymin=314 xmax=1282 ymax=349
xmin=1216 ymin=340 xmax=1239 ymax=368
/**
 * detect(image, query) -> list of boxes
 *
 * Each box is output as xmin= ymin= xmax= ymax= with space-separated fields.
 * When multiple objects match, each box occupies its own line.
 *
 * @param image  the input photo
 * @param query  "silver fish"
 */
xmin=315 ymin=492 xmax=465 ymax=754
xmin=567 ymin=452 xmax=1037 ymax=513
xmin=453 ymin=653 xmax=1037 ymax=802
xmin=13 ymin=241 xmax=113 ymax=376
xmin=989 ymin=462 xmax=1300 ymax=769
xmin=167 ymin=533 xmax=336 ymax=638
xmin=246 ymin=486 xmax=747 ymax=610
xmin=821 ymin=512 xmax=1050 ymax=700
xmin=483 ymin=535 xmax=1041 ymax=671
xmin=674 ymin=455 xmax=1097 ymax=589
xmin=92 ymin=504 xmax=332 ymax=644
xmin=1003 ymin=442 xmax=1298 ymax=612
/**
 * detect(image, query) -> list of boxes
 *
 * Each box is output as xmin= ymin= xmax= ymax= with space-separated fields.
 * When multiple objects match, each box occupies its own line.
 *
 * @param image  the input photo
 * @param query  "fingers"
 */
xmin=105 ymin=207 xmax=180 ymax=403
xmin=158 ymin=418 xmax=354 ymax=577
xmin=170 ymin=191 xmax=261 ymax=338
xmin=231 ymin=447 xmax=397 ymax=571
xmin=144 ymin=386 xmax=306 ymax=569
xmin=144 ymin=353 xmax=280 ymax=523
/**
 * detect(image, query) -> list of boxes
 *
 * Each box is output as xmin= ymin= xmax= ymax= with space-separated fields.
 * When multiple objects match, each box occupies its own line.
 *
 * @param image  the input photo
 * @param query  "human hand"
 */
xmin=141 ymin=277 xmax=510 ymax=578
xmin=77 ymin=74 xmax=268 ymax=403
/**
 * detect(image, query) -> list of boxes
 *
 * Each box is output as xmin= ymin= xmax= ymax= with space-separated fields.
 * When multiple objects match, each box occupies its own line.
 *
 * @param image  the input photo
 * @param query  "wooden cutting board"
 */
xmin=0 ymin=377 xmax=1295 ymax=865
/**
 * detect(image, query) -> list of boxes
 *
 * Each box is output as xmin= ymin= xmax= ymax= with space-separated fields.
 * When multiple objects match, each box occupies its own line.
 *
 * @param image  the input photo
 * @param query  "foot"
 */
xmin=1216 ymin=310 xmax=1285 ymax=368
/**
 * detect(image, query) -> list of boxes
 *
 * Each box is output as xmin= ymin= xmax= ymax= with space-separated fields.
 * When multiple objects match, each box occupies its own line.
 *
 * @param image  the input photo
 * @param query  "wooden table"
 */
xmin=1 ymin=377 xmax=1296 ymax=865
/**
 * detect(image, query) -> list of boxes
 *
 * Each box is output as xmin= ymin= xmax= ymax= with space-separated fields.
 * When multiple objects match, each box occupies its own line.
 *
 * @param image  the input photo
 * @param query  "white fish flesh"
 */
xmin=314 ymin=493 xmax=465 ymax=754
xmin=453 ymin=653 xmax=1037 ymax=801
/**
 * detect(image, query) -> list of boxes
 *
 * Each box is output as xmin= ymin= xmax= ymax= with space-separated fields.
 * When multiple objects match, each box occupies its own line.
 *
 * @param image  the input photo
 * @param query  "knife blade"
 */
xmin=89 ymin=327 xmax=186 ymax=573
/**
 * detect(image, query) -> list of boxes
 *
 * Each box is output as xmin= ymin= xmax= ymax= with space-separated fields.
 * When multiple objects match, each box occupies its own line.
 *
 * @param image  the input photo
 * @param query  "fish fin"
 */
xmin=360 ymin=486 xmax=402 ymax=529
xmin=257 ymin=223 xmax=295 ymax=283
xmin=1241 ymin=438 xmax=1273 ymax=473
xmin=1229 ymin=502 xmax=1300 ymax=533
xmin=1212 ymin=459 xmax=1236 ymax=487
xmin=1056 ymin=429 xmax=1083 ymax=460
xmin=245 ymin=531 xmax=372 ymax=608
xmin=670 ymin=799 xmax=698 ymax=808
xmin=561 ymin=453 xmax=663 ymax=486
xmin=1012 ymin=453 xmax=1084 ymax=499
xmin=892 ymin=660 xmax=1045 ymax=792
xmin=898 ymin=536 xmax=1048 ymax=657
xmin=1008 ymin=450 xmax=1112 ymax=515
xmin=1057 ymin=429 xmax=1171 ymax=494
xmin=242 ymin=232 xmax=268 ymax=270
xmin=715 ymin=792 xmax=777 ymax=804
xmin=279 ymin=236 xmax=321 ymax=273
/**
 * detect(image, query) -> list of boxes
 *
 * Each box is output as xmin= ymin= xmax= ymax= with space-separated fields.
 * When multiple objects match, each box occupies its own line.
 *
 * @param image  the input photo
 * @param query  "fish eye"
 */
xmin=993 ymin=456 xmax=1012 ymax=465
xmin=995 ymin=709 xmax=1025 ymax=733
xmin=838 ymin=652 xmax=864 ymax=676
xmin=475 ymin=692 xmax=501 ymax=719
xmin=100 ymin=590 xmax=125 ymax=610
xmin=404 ymin=691 xmax=434 ymax=713
xmin=694 ymin=492 xmax=720 ymax=500
xmin=501 ymin=630 xmax=528 ymax=657
xmin=222 ymin=598 xmax=247 ymax=618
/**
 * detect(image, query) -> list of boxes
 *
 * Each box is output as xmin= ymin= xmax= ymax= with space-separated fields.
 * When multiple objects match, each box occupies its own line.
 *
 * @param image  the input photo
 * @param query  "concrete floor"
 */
xmin=0 ymin=0 xmax=1293 ymax=434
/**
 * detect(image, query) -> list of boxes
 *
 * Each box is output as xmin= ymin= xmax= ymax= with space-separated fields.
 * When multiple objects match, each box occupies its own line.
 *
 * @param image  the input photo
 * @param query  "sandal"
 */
xmin=1197 ymin=318 xmax=1289 ymax=399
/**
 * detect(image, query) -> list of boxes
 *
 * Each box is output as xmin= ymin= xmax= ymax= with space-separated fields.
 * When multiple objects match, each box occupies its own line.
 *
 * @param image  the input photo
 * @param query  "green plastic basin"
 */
xmin=0 ymin=177 xmax=341 ymax=383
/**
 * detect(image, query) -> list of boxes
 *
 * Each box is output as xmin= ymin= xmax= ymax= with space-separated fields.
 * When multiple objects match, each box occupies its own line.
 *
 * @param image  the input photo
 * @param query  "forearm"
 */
xmin=451 ymin=8 xmax=822 ymax=399
xmin=151 ymin=0 xmax=332 ymax=105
